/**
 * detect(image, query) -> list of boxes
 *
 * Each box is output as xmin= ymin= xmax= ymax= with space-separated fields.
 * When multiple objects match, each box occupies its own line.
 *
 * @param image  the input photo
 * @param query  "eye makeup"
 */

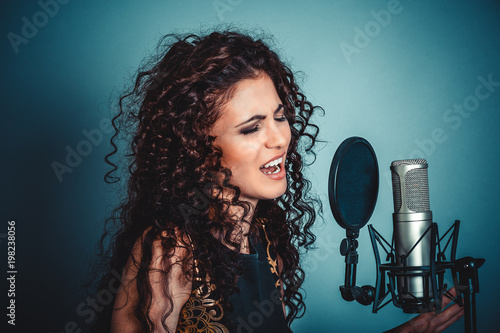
xmin=238 ymin=104 xmax=286 ymax=135
xmin=241 ymin=124 xmax=261 ymax=135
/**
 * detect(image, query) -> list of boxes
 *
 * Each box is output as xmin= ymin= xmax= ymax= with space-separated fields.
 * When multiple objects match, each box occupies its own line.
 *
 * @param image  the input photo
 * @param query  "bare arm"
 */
xmin=111 ymin=230 xmax=192 ymax=333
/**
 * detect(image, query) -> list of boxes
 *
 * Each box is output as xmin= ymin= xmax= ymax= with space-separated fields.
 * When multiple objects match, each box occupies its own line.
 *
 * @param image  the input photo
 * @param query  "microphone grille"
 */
xmin=405 ymin=168 xmax=430 ymax=212
xmin=392 ymin=170 xmax=402 ymax=212
xmin=391 ymin=159 xmax=430 ymax=213
xmin=391 ymin=158 xmax=427 ymax=167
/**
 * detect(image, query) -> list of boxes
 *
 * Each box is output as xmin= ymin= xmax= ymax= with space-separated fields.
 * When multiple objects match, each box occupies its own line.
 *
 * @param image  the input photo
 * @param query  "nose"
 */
xmin=265 ymin=121 xmax=290 ymax=149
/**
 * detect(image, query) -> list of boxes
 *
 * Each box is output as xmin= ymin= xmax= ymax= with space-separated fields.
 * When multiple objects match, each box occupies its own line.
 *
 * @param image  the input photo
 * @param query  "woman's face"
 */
xmin=211 ymin=73 xmax=291 ymax=207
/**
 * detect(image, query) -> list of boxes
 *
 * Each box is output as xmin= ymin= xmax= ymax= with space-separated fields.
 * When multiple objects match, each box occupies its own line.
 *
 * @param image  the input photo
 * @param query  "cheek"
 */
xmin=220 ymin=140 xmax=259 ymax=172
xmin=284 ymin=125 xmax=292 ymax=147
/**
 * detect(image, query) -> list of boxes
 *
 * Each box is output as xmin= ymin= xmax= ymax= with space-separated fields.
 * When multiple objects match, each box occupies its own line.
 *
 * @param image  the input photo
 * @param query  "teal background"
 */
xmin=1 ymin=0 xmax=499 ymax=332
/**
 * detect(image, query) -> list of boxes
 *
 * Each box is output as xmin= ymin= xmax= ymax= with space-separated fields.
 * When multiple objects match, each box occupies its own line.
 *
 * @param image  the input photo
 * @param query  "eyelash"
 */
xmin=241 ymin=116 xmax=288 ymax=135
xmin=242 ymin=125 xmax=260 ymax=135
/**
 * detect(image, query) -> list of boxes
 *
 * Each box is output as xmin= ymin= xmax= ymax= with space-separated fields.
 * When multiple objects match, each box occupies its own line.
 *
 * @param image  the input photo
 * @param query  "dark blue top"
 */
xmin=227 ymin=237 xmax=288 ymax=332
xmin=176 ymin=232 xmax=288 ymax=333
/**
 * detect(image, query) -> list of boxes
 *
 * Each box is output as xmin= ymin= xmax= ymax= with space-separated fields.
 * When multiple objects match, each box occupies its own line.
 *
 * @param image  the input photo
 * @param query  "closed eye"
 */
xmin=241 ymin=124 xmax=260 ymax=135
xmin=239 ymin=104 xmax=285 ymax=135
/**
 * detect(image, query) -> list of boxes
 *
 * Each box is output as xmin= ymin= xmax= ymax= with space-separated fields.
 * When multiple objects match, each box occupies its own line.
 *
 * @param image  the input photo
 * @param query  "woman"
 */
xmin=91 ymin=31 xmax=463 ymax=333
xmin=92 ymin=30 xmax=319 ymax=333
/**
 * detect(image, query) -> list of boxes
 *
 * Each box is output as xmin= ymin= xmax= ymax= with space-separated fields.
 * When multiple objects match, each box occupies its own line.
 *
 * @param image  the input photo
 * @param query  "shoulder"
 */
xmin=111 ymin=227 xmax=193 ymax=332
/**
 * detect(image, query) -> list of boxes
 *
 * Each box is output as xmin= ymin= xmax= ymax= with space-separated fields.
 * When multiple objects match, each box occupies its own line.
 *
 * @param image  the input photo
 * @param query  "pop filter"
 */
xmin=328 ymin=137 xmax=379 ymax=233
xmin=328 ymin=137 xmax=379 ymax=305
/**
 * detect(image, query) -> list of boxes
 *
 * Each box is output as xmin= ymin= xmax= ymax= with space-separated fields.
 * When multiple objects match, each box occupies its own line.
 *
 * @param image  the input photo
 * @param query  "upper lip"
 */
xmin=260 ymin=152 xmax=286 ymax=168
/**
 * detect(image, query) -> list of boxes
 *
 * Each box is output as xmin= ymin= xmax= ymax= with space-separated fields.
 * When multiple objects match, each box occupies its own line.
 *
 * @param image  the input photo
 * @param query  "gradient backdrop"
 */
xmin=1 ymin=0 xmax=499 ymax=332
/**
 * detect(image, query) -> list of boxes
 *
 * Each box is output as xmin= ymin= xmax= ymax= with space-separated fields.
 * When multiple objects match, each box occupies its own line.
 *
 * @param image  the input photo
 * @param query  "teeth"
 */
xmin=261 ymin=156 xmax=283 ymax=169
xmin=262 ymin=164 xmax=281 ymax=175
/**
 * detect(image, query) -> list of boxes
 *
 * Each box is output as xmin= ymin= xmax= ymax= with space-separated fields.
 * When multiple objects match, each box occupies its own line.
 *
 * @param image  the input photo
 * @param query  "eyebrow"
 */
xmin=235 ymin=104 xmax=283 ymax=128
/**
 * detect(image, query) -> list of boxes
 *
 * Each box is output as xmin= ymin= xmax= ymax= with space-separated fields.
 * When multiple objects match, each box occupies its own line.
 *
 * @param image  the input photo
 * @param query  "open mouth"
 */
xmin=260 ymin=156 xmax=283 ymax=175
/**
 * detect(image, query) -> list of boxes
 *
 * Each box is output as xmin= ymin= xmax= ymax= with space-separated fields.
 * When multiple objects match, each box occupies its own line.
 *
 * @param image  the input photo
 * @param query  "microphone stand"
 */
xmin=365 ymin=220 xmax=484 ymax=333
xmin=453 ymin=257 xmax=485 ymax=333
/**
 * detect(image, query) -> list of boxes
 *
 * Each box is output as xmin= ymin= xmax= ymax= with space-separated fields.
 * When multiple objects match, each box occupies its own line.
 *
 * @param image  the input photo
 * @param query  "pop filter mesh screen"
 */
xmin=337 ymin=142 xmax=378 ymax=228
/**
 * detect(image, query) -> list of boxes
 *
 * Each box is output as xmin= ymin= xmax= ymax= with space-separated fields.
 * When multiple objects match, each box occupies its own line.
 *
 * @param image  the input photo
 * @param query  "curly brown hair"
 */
xmin=90 ymin=30 xmax=323 ymax=332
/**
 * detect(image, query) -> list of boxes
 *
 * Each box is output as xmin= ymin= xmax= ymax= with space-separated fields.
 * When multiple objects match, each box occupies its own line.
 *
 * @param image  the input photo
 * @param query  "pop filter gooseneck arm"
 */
xmin=328 ymin=137 xmax=379 ymax=305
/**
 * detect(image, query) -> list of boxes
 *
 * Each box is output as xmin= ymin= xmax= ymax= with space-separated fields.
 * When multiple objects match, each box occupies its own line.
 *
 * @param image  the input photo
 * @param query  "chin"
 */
xmin=264 ymin=183 xmax=288 ymax=200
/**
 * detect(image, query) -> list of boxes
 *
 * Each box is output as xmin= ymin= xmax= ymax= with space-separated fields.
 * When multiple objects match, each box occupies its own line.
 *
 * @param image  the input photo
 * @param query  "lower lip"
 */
xmin=261 ymin=161 xmax=286 ymax=180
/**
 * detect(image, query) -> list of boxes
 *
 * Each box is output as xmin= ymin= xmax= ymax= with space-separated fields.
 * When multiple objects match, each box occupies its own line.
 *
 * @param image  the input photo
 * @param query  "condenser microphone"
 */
xmin=390 ymin=159 xmax=433 ymax=313
xmin=329 ymin=138 xmax=484 ymax=331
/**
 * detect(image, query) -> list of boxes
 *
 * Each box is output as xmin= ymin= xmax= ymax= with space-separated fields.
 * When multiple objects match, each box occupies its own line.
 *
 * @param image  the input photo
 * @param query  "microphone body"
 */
xmin=391 ymin=159 xmax=433 ymax=313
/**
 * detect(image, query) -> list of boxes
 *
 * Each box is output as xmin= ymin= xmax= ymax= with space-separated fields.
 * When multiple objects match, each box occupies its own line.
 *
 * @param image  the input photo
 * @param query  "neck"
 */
xmin=230 ymin=200 xmax=257 ymax=254
xmin=210 ymin=200 xmax=258 ymax=254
